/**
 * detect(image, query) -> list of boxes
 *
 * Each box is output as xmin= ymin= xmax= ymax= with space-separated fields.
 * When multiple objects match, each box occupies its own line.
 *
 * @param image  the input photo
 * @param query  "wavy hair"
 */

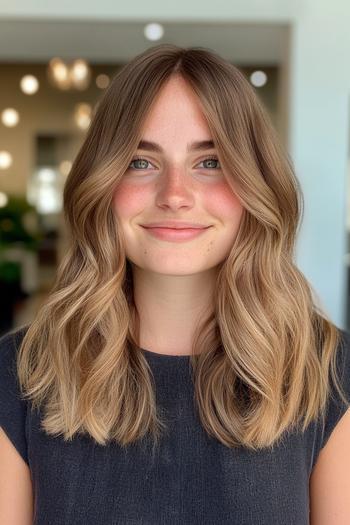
xmin=16 ymin=43 xmax=348 ymax=452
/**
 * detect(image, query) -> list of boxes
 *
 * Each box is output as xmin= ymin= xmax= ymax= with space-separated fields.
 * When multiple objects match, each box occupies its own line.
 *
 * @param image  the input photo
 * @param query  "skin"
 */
xmin=112 ymin=74 xmax=244 ymax=356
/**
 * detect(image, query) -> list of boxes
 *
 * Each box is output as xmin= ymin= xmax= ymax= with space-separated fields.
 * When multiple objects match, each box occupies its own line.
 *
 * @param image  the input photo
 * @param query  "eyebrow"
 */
xmin=136 ymin=139 xmax=216 ymax=153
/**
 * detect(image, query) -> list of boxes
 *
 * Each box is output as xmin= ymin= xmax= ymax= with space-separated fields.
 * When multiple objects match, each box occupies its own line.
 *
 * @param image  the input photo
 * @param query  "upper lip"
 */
xmin=141 ymin=221 xmax=210 ymax=229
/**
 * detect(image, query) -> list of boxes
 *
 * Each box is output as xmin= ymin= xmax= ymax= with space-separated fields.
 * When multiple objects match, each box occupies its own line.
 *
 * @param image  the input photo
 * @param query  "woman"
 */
xmin=1 ymin=43 xmax=350 ymax=524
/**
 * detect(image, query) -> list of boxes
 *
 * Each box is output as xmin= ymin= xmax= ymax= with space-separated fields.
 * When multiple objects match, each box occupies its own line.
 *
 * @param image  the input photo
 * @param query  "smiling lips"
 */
xmin=142 ymin=221 xmax=210 ymax=229
xmin=141 ymin=224 xmax=211 ymax=242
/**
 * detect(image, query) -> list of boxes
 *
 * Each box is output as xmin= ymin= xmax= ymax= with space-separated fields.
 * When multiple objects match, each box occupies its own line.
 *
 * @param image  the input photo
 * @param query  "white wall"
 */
xmin=0 ymin=0 xmax=300 ymax=20
xmin=288 ymin=2 xmax=350 ymax=327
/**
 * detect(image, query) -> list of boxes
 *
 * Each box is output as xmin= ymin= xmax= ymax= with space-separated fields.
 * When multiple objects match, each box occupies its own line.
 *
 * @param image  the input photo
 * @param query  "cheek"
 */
xmin=204 ymin=182 xmax=244 ymax=225
xmin=112 ymin=183 xmax=149 ymax=218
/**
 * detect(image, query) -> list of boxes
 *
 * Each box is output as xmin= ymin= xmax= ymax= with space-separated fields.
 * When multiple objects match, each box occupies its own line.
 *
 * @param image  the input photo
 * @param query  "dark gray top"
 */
xmin=1 ymin=324 xmax=350 ymax=525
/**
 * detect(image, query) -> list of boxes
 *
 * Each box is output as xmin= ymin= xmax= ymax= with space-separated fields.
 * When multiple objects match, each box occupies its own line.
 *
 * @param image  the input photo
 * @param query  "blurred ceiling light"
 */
xmin=0 ymin=192 xmax=8 ymax=207
xmin=20 ymin=75 xmax=39 ymax=95
xmin=250 ymin=70 xmax=267 ymax=87
xmin=70 ymin=59 xmax=91 ymax=90
xmin=144 ymin=23 xmax=164 ymax=41
xmin=0 ymin=151 xmax=13 ymax=169
xmin=48 ymin=57 xmax=91 ymax=90
xmin=48 ymin=57 xmax=71 ymax=90
xmin=96 ymin=74 xmax=110 ymax=89
xmin=1 ymin=108 xmax=20 ymax=127
xmin=74 ymin=103 xmax=92 ymax=130
xmin=59 ymin=160 xmax=72 ymax=176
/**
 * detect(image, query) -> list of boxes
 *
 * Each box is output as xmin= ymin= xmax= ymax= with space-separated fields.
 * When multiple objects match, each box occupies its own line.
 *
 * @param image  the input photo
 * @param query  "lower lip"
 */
xmin=141 ymin=226 xmax=211 ymax=241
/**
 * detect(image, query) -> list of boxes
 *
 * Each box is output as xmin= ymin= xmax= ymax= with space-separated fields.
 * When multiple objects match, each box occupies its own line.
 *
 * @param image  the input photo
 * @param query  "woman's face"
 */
xmin=112 ymin=75 xmax=244 ymax=276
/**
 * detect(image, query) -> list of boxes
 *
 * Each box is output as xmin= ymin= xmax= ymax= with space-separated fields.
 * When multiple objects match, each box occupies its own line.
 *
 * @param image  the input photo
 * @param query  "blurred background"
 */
xmin=0 ymin=1 xmax=349 ymax=335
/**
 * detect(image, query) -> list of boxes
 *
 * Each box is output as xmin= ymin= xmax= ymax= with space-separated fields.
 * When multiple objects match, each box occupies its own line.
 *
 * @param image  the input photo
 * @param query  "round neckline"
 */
xmin=140 ymin=347 xmax=191 ymax=359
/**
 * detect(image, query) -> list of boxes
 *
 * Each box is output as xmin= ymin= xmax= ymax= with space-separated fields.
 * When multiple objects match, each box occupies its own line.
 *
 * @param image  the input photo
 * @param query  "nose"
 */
xmin=155 ymin=167 xmax=195 ymax=209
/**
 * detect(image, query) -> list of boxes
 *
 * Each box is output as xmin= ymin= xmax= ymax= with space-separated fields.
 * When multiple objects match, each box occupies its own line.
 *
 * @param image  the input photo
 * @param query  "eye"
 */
xmin=127 ymin=155 xmax=221 ymax=172
xmin=196 ymin=156 xmax=221 ymax=170
xmin=128 ymin=157 xmax=155 ymax=170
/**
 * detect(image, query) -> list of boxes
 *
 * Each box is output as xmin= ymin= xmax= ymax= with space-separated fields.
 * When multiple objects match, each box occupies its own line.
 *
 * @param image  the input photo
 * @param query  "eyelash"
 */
xmin=128 ymin=155 xmax=221 ymax=172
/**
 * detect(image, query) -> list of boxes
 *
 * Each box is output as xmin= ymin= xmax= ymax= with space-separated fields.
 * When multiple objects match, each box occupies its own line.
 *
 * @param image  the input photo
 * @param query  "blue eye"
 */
xmin=128 ymin=157 xmax=155 ymax=170
xmin=128 ymin=156 xmax=221 ymax=171
xmin=197 ymin=156 xmax=221 ymax=170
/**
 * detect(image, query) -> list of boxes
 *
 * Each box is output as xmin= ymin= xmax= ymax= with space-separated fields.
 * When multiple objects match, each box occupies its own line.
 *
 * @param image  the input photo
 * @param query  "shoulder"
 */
xmin=0 ymin=325 xmax=31 ymax=467
xmin=309 ymin=327 xmax=350 ymax=523
xmin=326 ymin=327 xmax=350 ymax=416
xmin=0 ymin=323 xmax=31 ymax=403
xmin=310 ymin=407 xmax=350 ymax=524
xmin=309 ymin=327 xmax=350 ymax=469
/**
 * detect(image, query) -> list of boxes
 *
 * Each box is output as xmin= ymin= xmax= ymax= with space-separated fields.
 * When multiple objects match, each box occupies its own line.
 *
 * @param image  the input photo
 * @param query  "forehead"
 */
xmin=139 ymin=77 xmax=214 ymax=150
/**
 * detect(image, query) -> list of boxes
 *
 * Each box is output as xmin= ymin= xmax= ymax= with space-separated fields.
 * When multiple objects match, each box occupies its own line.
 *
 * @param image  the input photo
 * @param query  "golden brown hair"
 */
xmin=16 ymin=43 xmax=348 ymax=452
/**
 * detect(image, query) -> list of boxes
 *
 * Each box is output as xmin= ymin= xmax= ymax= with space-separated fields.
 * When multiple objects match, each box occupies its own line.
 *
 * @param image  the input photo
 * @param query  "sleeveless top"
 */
xmin=1 ymin=324 xmax=350 ymax=525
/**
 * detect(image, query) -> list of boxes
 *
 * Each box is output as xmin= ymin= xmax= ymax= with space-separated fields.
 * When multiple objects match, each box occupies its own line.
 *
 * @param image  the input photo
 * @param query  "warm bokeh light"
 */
xmin=50 ymin=58 xmax=69 ymax=81
xmin=20 ymin=75 xmax=39 ymax=94
xmin=0 ymin=151 xmax=13 ymax=169
xmin=70 ymin=59 xmax=91 ymax=90
xmin=96 ymin=74 xmax=110 ymax=89
xmin=74 ymin=103 xmax=92 ymax=130
xmin=47 ymin=57 xmax=91 ymax=90
xmin=48 ymin=57 xmax=71 ymax=90
xmin=0 ymin=192 xmax=8 ymax=207
xmin=1 ymin=108 xmax=20 ymax=127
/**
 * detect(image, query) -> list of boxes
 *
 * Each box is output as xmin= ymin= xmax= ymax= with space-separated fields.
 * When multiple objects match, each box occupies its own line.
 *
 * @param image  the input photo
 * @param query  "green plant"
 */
xmin=0 ymin=194 xmax=42 ymax=250
xmin=0 ymin=194 xmax=43 ymax=283
xmin=0 ymin=260 xmax=21 ymax=283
